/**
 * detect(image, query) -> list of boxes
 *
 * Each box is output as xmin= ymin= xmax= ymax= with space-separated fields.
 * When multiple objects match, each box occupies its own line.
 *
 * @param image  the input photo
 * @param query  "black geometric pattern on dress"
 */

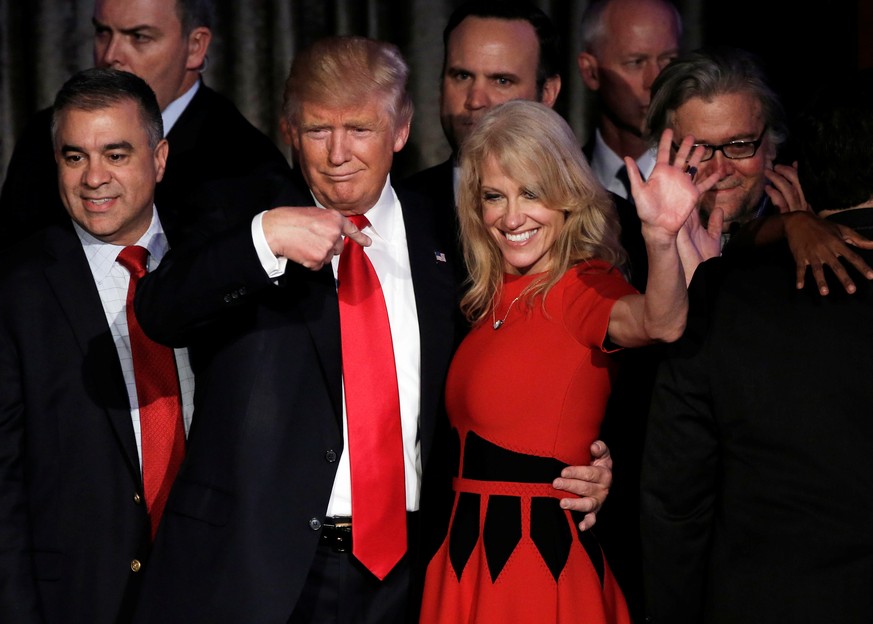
xmin=483 ymin=495 xmax=521 ymax=582
xmin=449 ymin=492 xmax=479 ymax=581
xmin=531 ymin=496 xmax=572 ymax=582
xmin=575 ymin=512 xmax=605 ymax=586
xmin=461 ymin=432 xmax=565 ymax=482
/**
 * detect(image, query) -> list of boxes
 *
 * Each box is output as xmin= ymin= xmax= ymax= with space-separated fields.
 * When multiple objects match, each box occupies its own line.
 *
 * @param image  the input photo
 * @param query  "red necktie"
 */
xmin=337 ymin=215 xmax=407 ymax=579
xmin=117 ymin=245 xmax=186 ymax=542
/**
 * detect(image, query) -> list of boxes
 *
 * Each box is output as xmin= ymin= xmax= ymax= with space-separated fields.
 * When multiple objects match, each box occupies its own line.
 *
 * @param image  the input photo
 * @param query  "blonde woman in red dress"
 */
xmin=419 ymin=100 xmax=718 ymax=624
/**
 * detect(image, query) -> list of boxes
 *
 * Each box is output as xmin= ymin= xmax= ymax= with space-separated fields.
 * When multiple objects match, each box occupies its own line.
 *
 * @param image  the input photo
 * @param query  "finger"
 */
xmin=695 ymin=167 xmax=724 ymax=193
xmin=686 ymin=142 xmax=707 ymax=169
xmin=810 ymin=262 xmax=829 ymax=296
xmin=656 ymin=127 xmax=676 ymax=165
xmin=341 ymin=218 xmax=372 ymax=247
xmin=837 ymin=247 xmax=873 ymax=281
xmin=671 ymin=133 xmax=695 ymax=167
xmin=576 ymin=513 xmax=597 ymax=532
xmin=763 ymin=184 xmax=789 ymax=214
xmin=552 ymin=472 xmax=608 ymax=496
xmin=822 ymin=256 xmax=857 ymax=294
xmin=795 ymin=261 xmax=808 ymax=290
xmin=589 ymin=439 xmax=611 ymax=464
xmin=837 ymin=224 xmax=873 ymax=252
xmin=707 ymin=207 xmax=725 ymax=240
xmin=622 ymin=156 xmax=644 ymax=192
xmin=764 ymin=169 xmax=804 ymax=212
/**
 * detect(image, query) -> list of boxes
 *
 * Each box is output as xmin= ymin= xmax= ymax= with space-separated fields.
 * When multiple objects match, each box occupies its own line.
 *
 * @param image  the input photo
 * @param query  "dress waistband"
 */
xmin=452 ymin=476 xmax=575 ymax=500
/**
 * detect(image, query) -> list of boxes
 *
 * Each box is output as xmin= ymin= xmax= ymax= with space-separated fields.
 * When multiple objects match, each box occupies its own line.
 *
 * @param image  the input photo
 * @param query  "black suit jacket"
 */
xmin=131 ymin=182 xmax=462 ymax=623
xmin=0 ymin=83 xmax=292 ymax=249
xmin=0 ymin=224 xmax=152 ymax=624
xmin=641 ymin=226 xmax=873 ymax=623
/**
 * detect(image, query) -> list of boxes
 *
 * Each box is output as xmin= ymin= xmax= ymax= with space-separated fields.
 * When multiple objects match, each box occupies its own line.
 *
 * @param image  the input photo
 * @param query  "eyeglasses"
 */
xmin=673 ymin=125 xmax=768 ymax=162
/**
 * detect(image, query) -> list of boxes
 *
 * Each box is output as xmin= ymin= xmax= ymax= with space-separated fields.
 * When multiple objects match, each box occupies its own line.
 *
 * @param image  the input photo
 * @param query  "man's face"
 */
xmin=55 ymin=100 xmax=168 ymax=245
xmin=440 ymin=16 xmax=559 ymax=152
xmin=92 ymin=0 xmax=209 ymax=110
xmin=289 ymin=97 xmax=410 ymax=216
xmin=672 ymin=92 xmax=775 ymax=232
xmin=578 ymin=0 xmax=680 ymax=137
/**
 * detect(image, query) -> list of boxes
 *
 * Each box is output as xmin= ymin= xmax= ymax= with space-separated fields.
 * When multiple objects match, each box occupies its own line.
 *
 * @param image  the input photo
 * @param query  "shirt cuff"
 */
xmin=252 ymin=210 xmax=287 ymax=278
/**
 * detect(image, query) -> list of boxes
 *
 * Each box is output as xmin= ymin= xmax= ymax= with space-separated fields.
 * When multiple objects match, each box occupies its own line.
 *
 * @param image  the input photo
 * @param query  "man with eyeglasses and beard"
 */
xmin=646 ymin=46 xmax=873 ymax=294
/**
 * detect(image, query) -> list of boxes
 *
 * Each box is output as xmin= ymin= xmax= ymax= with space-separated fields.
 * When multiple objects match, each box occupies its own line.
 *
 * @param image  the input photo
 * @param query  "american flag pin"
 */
xmin=434 ymin=250 xmax=447 ymax=263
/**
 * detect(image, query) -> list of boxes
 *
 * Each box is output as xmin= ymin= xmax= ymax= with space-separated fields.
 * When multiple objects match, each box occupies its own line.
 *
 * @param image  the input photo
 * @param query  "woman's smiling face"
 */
xmin=480 ymin=156 xmax=566 ymax=275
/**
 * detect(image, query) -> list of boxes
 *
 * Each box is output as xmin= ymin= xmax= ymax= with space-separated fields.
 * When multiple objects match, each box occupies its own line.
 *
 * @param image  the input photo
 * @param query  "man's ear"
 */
xmin=577 ymin=52 xmax=600 ymax=91
xmin=393 ymin=118 xmax=411 ymax=153
xmin=186 ymin=27 xmax=212 ymax=71
xmin=154 ymin=138 xmax=170 ymax=183
xmin=540 ymin=75 xmax=562 ymax=108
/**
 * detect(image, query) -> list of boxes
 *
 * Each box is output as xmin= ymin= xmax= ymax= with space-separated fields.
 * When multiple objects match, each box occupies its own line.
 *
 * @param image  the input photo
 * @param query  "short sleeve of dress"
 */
xmin=561 ymin=260 xmax=638 ymax=350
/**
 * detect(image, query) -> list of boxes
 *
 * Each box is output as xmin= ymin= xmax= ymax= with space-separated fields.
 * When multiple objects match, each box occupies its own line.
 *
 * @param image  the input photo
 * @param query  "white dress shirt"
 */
xmin=161 ymin=80 xmax=200 ymax=136
xmin=253 ymin=177 xmax=423 ymax=514
xmin=589 ymin=128 xmax=657 ymax=200
xmin=74 ymin=208 xmax=195 ymax=470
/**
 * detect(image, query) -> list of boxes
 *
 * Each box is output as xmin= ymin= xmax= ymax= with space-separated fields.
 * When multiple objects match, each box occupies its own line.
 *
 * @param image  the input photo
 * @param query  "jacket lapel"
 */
xmin=42 ymin=226 xmax=143 ymax=477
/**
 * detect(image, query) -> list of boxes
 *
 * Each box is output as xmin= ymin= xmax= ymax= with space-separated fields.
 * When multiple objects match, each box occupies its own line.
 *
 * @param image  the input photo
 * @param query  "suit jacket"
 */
xmin=0 ymin=223 xmax=152 ymax=624
xmin=131 ymin=181 xmax=462 ymax=623
xmin=641 ymin=223 xmax=873 ymax=623
xmin=0 ymin=83 xmax=292 ymax=249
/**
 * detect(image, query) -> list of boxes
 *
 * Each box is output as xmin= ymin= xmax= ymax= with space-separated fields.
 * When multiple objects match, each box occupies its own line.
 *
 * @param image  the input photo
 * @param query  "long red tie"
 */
xmin=117 ymin=245 xmax=185 ymax=542
xmin=337 ymin=215 xmax=407 ymax=580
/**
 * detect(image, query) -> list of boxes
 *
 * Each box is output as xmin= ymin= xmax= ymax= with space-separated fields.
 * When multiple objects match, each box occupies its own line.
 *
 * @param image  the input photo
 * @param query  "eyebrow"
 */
xmin=446 ymin=64 xmax=522 ymax=81
xmin=92 ymin=17 xmax=158 ymax=36
xmin=60 ymin=141 xmax=134 ymax=154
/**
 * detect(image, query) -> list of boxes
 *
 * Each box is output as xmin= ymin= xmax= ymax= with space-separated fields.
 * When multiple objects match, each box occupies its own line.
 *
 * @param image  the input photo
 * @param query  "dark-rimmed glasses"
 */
xmin=673 ymin=125 xmax=768 ymax=162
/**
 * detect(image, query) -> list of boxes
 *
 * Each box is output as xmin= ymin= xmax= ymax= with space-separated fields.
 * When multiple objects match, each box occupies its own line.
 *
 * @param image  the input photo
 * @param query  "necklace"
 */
xmin=492 ymin=296 xmax=520 ymax=330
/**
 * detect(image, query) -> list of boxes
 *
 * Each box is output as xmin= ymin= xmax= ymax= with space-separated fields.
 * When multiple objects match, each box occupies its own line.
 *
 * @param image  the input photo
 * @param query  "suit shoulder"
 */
xmin=175 ymin=85 xmax=289 ymax=162
xmin=397 ymin=159 xmax=453 ymax=193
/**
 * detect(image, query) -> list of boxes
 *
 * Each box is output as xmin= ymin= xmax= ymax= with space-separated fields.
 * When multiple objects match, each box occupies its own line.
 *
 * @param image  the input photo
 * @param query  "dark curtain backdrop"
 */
xmin=0 ymin=1 xmax=863 ymax=181
xmin=0 ymin=0 xmax=707 ymax=181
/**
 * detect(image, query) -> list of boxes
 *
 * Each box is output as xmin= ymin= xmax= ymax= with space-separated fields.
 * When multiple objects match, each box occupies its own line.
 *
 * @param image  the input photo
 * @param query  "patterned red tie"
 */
xmin=337 ymin=214 xmax=407 ymax=579
xmin=117 ymin=245 xmax=186 ymax=542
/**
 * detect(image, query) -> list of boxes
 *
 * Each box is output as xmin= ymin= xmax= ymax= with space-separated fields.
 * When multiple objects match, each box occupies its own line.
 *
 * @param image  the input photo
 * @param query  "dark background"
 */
xmin=0 ymin=0 xmax=868 ymax=179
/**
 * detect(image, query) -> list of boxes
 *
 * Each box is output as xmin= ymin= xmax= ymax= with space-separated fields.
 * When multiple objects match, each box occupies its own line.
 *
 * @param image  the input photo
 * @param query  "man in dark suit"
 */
xmin=0 ymin=68 xmax=193 ymax=624
xmin=398 ymin=0 xmax=561 ymax=271
xmin=640 ymin=71 xmax=873 ymax=623
xmin=0 ymin=0 xmax=291 ymax=248
xmin=577 ymin=0 xmax=682 ymax=200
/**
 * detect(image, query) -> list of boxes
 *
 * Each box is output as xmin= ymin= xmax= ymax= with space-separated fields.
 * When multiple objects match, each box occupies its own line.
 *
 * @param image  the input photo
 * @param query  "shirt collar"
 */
xmin=590 ymin=129 xmax=657 ymax=180
xmin=162 ymin=80 xmax=200 ymax=136
xmin=73 ymin=206 xmax=170 ymax=282
xmin=311 ymin=176 xmax=398 ymax=241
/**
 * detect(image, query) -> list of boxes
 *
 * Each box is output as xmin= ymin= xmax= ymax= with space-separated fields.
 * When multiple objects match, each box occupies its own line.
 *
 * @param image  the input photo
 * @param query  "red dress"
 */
xmin=420 ymin=263 xmax=634 ymax=624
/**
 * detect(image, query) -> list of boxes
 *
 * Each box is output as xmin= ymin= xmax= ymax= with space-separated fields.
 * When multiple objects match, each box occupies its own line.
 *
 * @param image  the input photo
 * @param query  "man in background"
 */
xmin=0 ymin=0 xmax=291 ymax=247
xmin=399 ymin=0 xmax=561 ymax=222
xmin=577 ymin=0 xmax=682 ymax=200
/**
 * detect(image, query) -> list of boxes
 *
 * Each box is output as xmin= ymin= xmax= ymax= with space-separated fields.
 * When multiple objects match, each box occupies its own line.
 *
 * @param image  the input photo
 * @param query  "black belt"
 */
xmin=321 ymin=516 xmax=353 ymax=553
xmin=320 ymin=512 xmax=419 ymax=554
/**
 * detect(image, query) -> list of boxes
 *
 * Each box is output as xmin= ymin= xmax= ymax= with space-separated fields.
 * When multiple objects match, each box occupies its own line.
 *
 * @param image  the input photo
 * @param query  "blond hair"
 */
xmin=282 ymin=35 xmax=413 ymax=130
xmin=457 ymin=100 xmax=626 ymax=322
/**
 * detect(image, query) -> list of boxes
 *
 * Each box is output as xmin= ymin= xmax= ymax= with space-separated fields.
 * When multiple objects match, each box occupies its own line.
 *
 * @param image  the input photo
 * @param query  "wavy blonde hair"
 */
xmin=457 ymin=100 xmax=627 ymax=322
